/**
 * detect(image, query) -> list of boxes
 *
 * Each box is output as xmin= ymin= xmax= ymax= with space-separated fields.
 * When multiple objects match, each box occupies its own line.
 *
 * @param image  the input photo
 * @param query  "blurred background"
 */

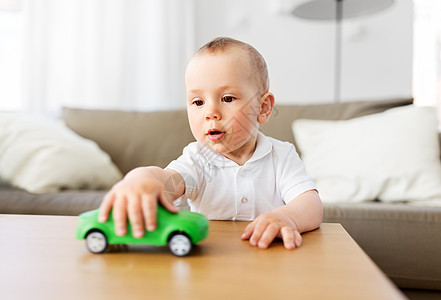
xmin=0 ymin=0 xmax=439 ymax=119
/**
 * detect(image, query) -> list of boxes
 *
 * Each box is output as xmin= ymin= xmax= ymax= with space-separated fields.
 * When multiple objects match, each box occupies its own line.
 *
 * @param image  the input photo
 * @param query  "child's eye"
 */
xmin=222 ymin=96 xmax=236 ymax=103
xmin=192 ymin=99 xmax=204 ymax=106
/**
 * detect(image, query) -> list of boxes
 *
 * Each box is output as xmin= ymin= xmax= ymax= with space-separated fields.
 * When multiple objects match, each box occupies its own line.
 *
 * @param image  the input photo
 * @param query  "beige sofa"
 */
xmin=1 ymin=98 xmax=440 ymax=298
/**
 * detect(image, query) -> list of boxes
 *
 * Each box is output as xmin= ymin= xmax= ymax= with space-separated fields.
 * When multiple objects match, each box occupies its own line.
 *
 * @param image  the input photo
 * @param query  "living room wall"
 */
xmin=193 ymin=0 xmax=413 ymax=104
xmin=0 ymin=0 xmax=413 ymax=113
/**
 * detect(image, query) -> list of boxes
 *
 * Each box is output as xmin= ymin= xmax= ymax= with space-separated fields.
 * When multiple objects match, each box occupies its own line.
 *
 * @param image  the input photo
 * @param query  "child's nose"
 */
xmin=204 ymin=104 xmax=221 ymax=121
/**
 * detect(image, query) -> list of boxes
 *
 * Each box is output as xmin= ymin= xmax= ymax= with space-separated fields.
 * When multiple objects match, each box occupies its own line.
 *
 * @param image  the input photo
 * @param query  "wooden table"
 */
xmin=0 ymin=214 xmax=405 ymax=299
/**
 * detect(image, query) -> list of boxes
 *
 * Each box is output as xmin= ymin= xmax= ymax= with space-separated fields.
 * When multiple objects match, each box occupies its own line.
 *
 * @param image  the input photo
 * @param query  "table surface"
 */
xmin=0 ymin=214 xmax=405 ymax=300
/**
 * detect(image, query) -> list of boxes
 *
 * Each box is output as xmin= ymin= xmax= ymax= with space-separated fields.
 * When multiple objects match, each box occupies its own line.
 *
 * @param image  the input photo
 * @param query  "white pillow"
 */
xmin=292 ymin=105 xmax=441 ymax=203
xmin=0 ymin=113 xmax=123 ymax=193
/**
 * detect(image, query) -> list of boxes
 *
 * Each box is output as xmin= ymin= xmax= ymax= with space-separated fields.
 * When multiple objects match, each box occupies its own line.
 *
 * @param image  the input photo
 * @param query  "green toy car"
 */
xmin=75 ymin=206 xmax=209 ymax=256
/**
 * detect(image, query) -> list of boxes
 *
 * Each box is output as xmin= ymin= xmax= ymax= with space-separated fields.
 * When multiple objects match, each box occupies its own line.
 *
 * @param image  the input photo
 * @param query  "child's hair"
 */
xmin=196 ymin=37 xmax=269 ymax=95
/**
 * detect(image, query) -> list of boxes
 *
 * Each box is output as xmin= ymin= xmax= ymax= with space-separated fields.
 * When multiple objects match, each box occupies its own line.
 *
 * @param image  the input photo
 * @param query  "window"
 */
xmin=0 ymin=9 xmax=23 ymax=111
xmin=0 ymin=1 xmax=194 ymax=115
xmin=413 ymin=0 xmax=441 ymax=128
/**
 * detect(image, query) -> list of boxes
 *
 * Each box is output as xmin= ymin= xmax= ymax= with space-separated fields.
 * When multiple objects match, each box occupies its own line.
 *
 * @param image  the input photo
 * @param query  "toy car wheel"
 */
xmin=86 ymin=230 xmax=108 ymax=254
xmin=168 ymin=233 xmax=192 ymax=257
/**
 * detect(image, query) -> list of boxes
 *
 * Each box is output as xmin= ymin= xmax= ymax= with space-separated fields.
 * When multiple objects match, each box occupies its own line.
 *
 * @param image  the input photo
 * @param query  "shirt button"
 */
xmin=241 ymin=197 xmax=248 ymax=204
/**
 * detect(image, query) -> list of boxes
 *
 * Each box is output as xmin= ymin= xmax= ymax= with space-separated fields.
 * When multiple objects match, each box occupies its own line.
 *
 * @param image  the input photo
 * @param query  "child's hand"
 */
xmin=98 ymin=167 xmax=181 ymax=239
xmin=241 ymin=212 xmax=302 ymax=250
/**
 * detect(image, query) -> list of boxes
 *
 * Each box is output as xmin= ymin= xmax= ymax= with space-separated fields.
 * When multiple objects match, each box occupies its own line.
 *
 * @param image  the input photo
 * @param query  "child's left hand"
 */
xmin=241 ymin=212 xmax=302 ymax=250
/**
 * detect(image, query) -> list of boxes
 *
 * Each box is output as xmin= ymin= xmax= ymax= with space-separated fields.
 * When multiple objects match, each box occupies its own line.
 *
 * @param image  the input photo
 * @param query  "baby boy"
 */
xmin=99 ymin=37 xmax=323 ymax=249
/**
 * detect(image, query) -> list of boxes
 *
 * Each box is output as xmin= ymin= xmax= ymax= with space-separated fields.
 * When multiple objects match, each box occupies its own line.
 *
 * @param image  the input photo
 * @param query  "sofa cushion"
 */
xmin=62 ymin=107 xmax=195 ymax=174
xmin=260 ymin=98 xmax=413 ymax=152
xmin=0 ymin=185 xmax=105 ymax=215
xmin=291 ymin=105 xmax=441 ymax=203
xmin=0 ymin=113 xmax=122 ymax=193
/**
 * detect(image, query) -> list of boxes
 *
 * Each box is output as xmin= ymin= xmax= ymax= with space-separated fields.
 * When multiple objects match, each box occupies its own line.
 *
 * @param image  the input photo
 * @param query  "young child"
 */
xmin=99 ymin=37 xmax=323 ymax=250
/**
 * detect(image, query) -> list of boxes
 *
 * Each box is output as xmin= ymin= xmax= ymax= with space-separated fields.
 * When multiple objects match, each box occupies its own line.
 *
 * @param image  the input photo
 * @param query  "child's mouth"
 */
xmin=207 ymin=129 xmax=225 ymax=142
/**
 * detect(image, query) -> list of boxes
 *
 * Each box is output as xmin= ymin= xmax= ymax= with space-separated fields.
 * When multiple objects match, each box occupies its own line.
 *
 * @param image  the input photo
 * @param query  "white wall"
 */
xmin=193 ymin=0 xmax=413 ymax=104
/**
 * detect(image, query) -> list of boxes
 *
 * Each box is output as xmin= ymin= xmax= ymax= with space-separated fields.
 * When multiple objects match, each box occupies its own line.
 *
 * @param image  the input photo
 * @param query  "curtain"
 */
xmin=413 ymin=0 xmax=441 ymax=129
xmin=21 ymin=0 xmax=195 ymax=115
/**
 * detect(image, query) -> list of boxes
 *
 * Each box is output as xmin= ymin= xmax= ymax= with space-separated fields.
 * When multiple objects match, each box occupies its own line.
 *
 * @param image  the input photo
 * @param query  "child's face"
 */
xmin=185 ymin=48 xmax=272 ymax=164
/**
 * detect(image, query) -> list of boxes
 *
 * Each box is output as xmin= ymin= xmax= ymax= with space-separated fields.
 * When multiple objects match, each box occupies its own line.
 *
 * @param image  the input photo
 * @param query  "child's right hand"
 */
xmin=98 ymin=167 xmax=182 ymax=238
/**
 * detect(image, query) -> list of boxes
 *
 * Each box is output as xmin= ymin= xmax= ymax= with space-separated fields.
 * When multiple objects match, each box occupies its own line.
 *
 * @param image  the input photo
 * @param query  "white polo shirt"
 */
xmin=166 ymin=132 xmax=316 ymax=221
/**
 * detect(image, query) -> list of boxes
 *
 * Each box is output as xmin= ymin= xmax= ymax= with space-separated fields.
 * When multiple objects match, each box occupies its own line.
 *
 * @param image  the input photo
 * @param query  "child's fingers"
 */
xmin=127 ymin=195 xmax=145 ymax=238
xmin=241 ymin=222 xmax=255 ymax=240
xmin=249 ymin=219 xmax=269 ymax=246
xmin=280 ymin=226 xmax=295 ymax=249
xmin=113 ymin=196 xmax=128 ymax=236
xmin=257 ymin=223 xmax=280 ymax=249
xmin=141 ymin=194 xmax=157 ymax=232
xmin=294 ymin=230 xmax=302 ymax=247
xmin=98 ymin=192 xmax=115 ymax=223
xmin=158 ymin=192 xmax=179 ymax=214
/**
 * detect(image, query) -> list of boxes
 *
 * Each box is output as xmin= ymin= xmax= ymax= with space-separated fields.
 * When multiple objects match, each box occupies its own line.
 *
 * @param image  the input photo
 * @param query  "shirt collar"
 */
xmin=196 ymin=131 xmax=273 ymax=167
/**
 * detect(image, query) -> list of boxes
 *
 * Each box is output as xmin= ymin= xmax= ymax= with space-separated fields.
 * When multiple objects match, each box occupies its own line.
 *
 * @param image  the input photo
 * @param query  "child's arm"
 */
xmin=241 ymin=190 xmax=323 ymax=249
xmin=98 ymin=166 xmax=185 ymax=238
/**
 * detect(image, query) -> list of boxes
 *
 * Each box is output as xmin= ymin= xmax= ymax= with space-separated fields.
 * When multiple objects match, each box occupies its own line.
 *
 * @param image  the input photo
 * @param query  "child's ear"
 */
xmin=257 ymin=92 xmax=275 ymax=125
